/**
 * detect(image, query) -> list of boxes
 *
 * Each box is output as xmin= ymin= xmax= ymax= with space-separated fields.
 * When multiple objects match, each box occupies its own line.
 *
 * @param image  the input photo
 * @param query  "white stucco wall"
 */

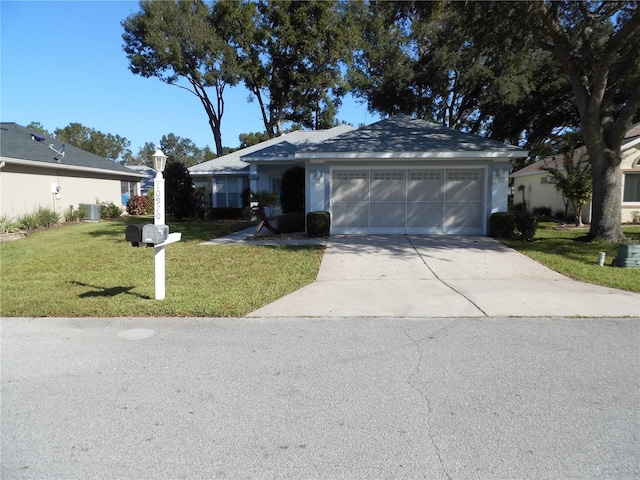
xmin=0 ymin=164 xmax=130 ymax=220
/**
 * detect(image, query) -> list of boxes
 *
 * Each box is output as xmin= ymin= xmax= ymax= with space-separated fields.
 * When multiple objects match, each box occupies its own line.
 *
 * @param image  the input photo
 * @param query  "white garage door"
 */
xmin=331 ymin=168 xmax=485 ymax=234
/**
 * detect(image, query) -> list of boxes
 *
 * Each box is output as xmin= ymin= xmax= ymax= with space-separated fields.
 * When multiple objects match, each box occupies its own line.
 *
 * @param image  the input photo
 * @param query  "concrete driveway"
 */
xmin=248 ymin=235 xmax=640 ymax=318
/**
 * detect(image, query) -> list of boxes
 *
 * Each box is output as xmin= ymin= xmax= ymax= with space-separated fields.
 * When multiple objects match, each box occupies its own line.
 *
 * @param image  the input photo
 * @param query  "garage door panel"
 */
xmin=446 ymin=170 xmax=483 ymax=201
xmin=370 ymin=170 xmax=406 ymax=201
xmin=370 ymin=202 xmax=405 ymax=227
xmin=408 ymin=170 xmax=444 ymax=201
xmin=333 ymin=201 xmax=369 ymax=228
xmin=407 ymin=202 xmax=444 ymax=228
xmin=444 ymin=202 xmax=483 ymax=228
xmin=333 ymin=171 xmax=368 ymax=202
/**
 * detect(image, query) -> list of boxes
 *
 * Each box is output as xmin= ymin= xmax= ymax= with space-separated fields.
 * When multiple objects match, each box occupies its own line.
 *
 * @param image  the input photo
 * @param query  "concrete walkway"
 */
xmin=246 ymin=235 xmax=640 ymax=318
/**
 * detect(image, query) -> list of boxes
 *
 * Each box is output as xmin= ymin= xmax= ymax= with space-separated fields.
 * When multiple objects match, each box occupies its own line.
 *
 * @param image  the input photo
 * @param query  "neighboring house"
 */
xmin=242 ymin=115 xmax=527 ymax=235
xmin=0 ymin=122 xmax=145 ymax=220
xmin=124 ymin=165 xmax=155 ymax=197
xmin=188 ymin=124 xmax=354 ymax=213
xmin=510 ymin=123 xmax=640 ymax=224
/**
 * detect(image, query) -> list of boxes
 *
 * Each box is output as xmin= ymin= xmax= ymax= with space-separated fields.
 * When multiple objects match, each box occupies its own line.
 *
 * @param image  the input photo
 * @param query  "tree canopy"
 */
xmin=122 ymin=0 xmax=241 ymax=155
xmin=127 ymin=133 xmax=215 ymax=168
xmin=53 ymin=122 xmax=131 ymax=161
xmin=215 ymin=0 xmax=352 ymax=136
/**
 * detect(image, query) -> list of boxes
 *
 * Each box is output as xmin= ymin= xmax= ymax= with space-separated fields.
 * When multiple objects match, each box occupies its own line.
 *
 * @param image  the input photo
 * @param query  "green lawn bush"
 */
xmin=99 ymin=201 xmax=123 ymax=219
xmin=490 ymin=212 xmax=538 ymax=241
xmin=277 ymin=211 xmax=305 ymax=233
xmin=307 ymin=211 xmax=331 ymax=237
xmin=206 ymin=207 xmax=243 ymax=220
xmin=64 ymin=206 xmax=88 ymax=223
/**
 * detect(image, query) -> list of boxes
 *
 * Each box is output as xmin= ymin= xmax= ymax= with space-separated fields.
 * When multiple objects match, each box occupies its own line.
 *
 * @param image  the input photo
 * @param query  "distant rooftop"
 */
xmin=189 ymin=124 xmax=355 ymax=174
xmin=0 ymin=122 xmax=143 ymax=178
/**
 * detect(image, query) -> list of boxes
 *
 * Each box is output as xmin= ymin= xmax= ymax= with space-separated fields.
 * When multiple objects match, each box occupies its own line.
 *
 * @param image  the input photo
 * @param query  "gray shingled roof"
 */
xmin=0 ymin=122 xmax=143 ymax=178
xmin=189 ymin=124 xmax=355 ymax=174
xmin=241 ymin=115 xmax=527 ymax=162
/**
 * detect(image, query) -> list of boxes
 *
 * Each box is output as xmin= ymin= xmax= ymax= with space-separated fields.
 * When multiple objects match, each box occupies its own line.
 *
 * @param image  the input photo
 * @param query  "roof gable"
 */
xmin=0 ymin=123 xmax=142 ymax=177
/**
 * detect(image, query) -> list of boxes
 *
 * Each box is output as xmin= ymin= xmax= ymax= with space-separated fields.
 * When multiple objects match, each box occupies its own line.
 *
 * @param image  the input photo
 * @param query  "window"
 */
xmin=214 ymin=177 xmax=242 ymax=208
xmin=271 ymin=178 xmax=281 ymax=197
xmin=623 ymin=173 xmax=640 ymax=202
xmin=121 ymin=180 xmax=136 ymax=205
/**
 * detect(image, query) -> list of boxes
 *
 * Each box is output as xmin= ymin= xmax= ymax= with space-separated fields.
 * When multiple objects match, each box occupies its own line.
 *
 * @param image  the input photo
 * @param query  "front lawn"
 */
xmin=0 ymin=218 xmax=324 ymax=317
xmin=500 ymin=224 xmax=640 ymax=293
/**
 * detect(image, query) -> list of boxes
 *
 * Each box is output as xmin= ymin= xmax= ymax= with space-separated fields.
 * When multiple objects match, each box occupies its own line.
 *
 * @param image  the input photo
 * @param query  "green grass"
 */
xmin=500 ymin=224 xmax=640 ymax=293
xmin=0 ymin=217 xmax=324 ymax=317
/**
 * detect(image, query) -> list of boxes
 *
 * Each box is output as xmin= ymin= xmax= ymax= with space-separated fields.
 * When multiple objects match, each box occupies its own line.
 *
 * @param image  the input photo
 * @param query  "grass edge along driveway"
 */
xmin=1 ymin=219 xmax=638 ymax=318
xmin=500 ymin=223 xmax=640 ymax=294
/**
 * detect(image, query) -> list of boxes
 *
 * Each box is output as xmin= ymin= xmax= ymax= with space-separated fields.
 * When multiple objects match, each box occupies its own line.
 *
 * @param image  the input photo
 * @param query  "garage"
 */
xmin=331 ymin=167 xmax=485 ymax=234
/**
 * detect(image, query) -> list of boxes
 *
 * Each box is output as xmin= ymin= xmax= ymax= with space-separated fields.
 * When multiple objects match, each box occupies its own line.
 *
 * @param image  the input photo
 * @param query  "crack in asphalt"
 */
xmin=405 ymin=235 xmax=488 ymax=317
xmin=403 ymin=327 xmax=452 ymax=480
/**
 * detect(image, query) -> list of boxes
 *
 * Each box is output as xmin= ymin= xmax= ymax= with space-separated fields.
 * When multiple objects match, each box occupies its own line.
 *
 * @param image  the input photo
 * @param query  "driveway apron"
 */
xmin=247 ymin=235 xmax=640 ymax=318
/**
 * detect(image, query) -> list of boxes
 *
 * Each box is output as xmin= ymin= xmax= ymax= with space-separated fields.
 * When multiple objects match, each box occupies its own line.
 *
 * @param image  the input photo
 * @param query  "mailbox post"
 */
xmin=152 ymin=147 xmax=168 ymax=300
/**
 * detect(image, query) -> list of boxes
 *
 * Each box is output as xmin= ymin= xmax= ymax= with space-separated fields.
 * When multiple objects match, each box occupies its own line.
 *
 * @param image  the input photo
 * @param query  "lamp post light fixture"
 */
xmin=152 ymin=147 xmax=168 ymax=300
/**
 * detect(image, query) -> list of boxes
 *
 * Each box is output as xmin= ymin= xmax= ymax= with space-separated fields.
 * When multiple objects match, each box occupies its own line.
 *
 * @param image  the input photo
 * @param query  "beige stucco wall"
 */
xmin=0 ymin=164 xmax=128 ymax=221
xmin=621 ymin=145 xmax=640 ymax=223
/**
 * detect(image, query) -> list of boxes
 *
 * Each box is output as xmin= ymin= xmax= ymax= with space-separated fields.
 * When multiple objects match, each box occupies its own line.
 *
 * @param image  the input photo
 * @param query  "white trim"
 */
xmin=623 ymin=137 xmax=640 ymax=151
xmin=1 ymin=156 xmax=144 ymax=179
xmin=296 ymin=151 xmax=527 ymax=160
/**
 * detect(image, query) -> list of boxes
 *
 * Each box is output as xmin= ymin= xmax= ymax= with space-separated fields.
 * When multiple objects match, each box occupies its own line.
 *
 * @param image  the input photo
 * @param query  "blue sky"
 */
xmin=1 ymin=0 xmax=380 ymax=155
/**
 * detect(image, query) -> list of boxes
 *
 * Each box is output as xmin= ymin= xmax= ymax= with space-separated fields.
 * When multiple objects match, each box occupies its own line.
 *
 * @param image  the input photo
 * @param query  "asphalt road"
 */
xmin=2 ymin=316 xmax=639 ymax=479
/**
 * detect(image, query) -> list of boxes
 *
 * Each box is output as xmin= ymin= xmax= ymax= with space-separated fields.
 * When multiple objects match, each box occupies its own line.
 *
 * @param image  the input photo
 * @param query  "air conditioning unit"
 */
xmin=80 ymin=203 xmax=100 ymax=222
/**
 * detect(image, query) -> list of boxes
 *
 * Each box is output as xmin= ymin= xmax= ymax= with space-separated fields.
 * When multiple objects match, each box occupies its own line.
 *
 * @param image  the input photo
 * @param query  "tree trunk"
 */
xmin=573 ymin=201 xmax=583 ymax=227
xmin=587 ymin=149 xmax=624 ymax=241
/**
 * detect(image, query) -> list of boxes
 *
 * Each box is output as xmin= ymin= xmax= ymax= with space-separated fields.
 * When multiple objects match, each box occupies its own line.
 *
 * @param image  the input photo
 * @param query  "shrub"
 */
xmin=490 ymin=212 xmax=516 ymax=239
xmin=165 ymin=161 xmax=197 ymax=220
xmin=490 ymin=212 xmax=538 ymax=241
xmin=514 ymin=211 xmax=538 ymax=241
xmin=34 ymin=207 xmax=60 ymax=227
xmin=126 ymin=195 xmax=153 ymax=216
xmin=99 ymin=202 xmax=122 ymax=219
xmin=307 ymin=211 xmax=330 ymax=237
xmin=64 ymin=206 xmax=87 ymax=223
xmin=16 ymin=212 xmax=40 ymax=231
xmin=276 ymin=211 xmax=305 ymax=233
xmin=532 ymin=206 xmax=552 ymax=217
xmin=554 ymin=209 xmax=567 ymax=221
xmin=511 ymin=202 xmax=528 ymax=212
xmin=280 ymin=165 xmax=305 ymax=213
xmin=0 ymin=214 xmax=18 ymax=234
xmin=632 ymin=211 xmax=640 ymax=224
xmin=206 ymin=207 xmax=243 ymax=220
